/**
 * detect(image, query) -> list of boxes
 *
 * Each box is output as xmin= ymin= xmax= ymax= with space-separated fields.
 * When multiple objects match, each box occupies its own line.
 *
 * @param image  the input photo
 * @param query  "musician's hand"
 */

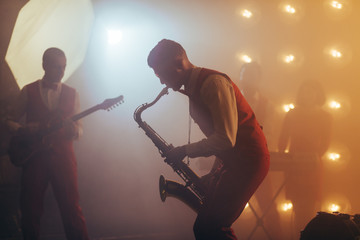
xmin=165 ymin=146 xmax=187 ymax=164
xmin=200 ymin=172 xmax=216 ymax=188
xmin=5 ymin=119 xmax=22 ymax=133
xmin=63 ymin=119 xmax=79 ymax=140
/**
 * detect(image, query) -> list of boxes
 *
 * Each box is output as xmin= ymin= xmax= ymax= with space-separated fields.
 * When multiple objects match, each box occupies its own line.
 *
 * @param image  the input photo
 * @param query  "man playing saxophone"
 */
xmin=147 ymin=39 xmax=270 ymax=240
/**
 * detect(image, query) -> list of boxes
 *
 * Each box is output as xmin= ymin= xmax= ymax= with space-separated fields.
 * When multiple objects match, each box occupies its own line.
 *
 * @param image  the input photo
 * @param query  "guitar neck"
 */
xmin=71 ymin=105 xmax=101 ymax=122
xmin=42 ymin=105 xmax=101 ymax=136
xmin=39 ymin=94 xmax=123 ymax=137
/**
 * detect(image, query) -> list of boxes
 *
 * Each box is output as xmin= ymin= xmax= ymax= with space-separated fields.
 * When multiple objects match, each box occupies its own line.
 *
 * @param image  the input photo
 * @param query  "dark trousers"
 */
xmin=194 ymin=155 xmax=269 ymax=240
xmin=20 ymin=149 xmax=89 ymax=240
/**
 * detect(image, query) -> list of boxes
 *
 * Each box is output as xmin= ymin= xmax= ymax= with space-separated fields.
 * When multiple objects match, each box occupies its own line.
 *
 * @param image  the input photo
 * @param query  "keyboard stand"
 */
xmin=247 ymin=179 xmax=287 ymax=240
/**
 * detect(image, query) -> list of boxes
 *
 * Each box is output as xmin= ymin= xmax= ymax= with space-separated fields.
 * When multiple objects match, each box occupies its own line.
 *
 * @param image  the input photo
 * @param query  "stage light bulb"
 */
xmin=331 ymin=1 xmax=343 ymax=9
xmin=329 ymin=203 xmax=340 ymax=212
xmin=107 ymin=29 xmax=122 ymax=45
xmin=283 ymin=103 xmax=295 ymax=112
xmin=285 ymin=5 xmax=296 ymax=14
xmin=328 ymin=152 xmax=340 ymax=162
xmin=282 ymin=202 xmax=293 ymax=211
xmin=284 ymin=54 xmax=295 ymax=63
xmin=241 ymin=55 xmax=252 ymax=63
xmin=242 ymin=9 xmax=253 ymax=18
xmin=330 ymin=49 xmax=342 ymax=58
xmin=329 ymin=100 xmax=341 ymax=109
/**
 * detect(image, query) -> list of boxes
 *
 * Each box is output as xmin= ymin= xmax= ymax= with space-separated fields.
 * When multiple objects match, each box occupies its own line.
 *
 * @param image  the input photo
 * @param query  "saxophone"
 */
xmin=133 ymin=87 xmax=206 ymax=212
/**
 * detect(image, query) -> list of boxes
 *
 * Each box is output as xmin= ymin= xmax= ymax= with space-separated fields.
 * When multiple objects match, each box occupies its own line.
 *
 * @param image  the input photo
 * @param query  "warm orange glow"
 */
xmin=328 ymin=203 xmax=341 ymax=212
xmin=281 ymin=202 xmax=293 ymax=211
xmin=325 ymin=93 xmax=351 ymax=119
xmin=331 ymin=1 xmax=343 ymax=9
xmin=237 ymin=54 xmax=252 ymax=63
xmin=323 ymin=143 xmax=351 ymax=172
xmin=329 ymin=100 xmax=341 ymax=109
xmin=330 ymin=49 xmax=342 ymax=58
xmin=327 ymin=152 xmax=341 ymax=162
xmin=324 ymin=0 xmax=351 ymax=20
xmin=284 ymin=5 xmax=296 ymax=14
xmin=283 ymin=103 xmax=295 ymax=112
xmin=322 ymin=195 xmax=351 ymax=213
xmin=241 ymin=9 xmax=253 ymax=18
xmin=284 ymin=54 xmax=295 ymax=63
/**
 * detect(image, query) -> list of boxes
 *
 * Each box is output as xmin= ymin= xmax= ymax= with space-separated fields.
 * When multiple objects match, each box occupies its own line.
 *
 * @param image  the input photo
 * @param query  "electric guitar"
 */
xmin=8 ymin=95 xmax=124 ymax=167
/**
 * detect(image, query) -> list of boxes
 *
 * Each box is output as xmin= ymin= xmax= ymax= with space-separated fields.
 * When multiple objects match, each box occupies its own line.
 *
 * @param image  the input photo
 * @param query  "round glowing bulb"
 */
xmin=285 ymin=5 xmax=296 ymax=14
xmin=282 ymin=202 xmax=293 ymax=211
xmin=329 ymin=100 xmax=341 ymax=109
xmin=328 ymin=152 xmax=340 ymax=162
xmin=329 ymin=203 xmax=340 ymax=212
xmin=241 ymin=55 xmax=252 ymax=63
xmin=283 ymin=103 xmax=295 ymax=112
xmin=242 ymin=9 xmax=253 ymax=18
xmin=331 ymin=1 xmax=343 ymax=9
xmin=284 ymin=54 xmax=295 ymax=63
xmin=330 ymin=49 xmax=342 ymax=58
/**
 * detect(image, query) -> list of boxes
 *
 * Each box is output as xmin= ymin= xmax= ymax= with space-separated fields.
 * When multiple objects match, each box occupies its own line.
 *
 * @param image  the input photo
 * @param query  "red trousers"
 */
xmin=193 ymin=154 xmax=269 ymax=240
xmin=20 ymin=148 xmax=89 ymax=240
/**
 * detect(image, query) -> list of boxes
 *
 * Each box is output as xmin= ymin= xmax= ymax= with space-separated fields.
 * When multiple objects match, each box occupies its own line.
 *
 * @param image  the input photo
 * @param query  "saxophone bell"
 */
xmin=159 ymin=175 xmax=202 ymax=213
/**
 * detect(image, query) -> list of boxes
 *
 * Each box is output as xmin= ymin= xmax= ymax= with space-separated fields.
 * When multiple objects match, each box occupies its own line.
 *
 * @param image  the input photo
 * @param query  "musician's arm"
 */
xmin=185 ymin=75 xmax=238 ymax=158
xmin=64 ymin=90 xmax=83 ymax=140
xmin=165 ymin=76 xmax=237 ymax=164
xmin=73 ymin=91 xmax=83 ymax=139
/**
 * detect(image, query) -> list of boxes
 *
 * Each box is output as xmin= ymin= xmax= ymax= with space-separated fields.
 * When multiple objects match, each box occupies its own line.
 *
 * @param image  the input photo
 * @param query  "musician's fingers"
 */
xmin=63 ymin=119 xmax=80 ymax=139
xmin=5 ymin=119 xmax=22 ymax=132
xmin=166 ymin=146 xmax=187 ymax=162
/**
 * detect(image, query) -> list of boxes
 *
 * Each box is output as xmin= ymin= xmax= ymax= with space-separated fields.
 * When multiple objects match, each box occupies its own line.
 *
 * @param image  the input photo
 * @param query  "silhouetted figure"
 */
xmin=278 ymin=79 xmax=332 ymax=239
xmin=147 ymin=39 xmax=270 ymax=240
xmin=8 ymin=48 xmax=89 ymax=240
xmin=239 ymin=62 xmax=283 ymax=239
xmin=0 ymin=101 xmax=22 ymax=238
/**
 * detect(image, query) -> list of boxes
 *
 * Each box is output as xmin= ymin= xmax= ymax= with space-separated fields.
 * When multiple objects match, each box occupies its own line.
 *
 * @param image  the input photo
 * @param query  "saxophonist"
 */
xmin=147 ymin=39 xmax=270 ymax=240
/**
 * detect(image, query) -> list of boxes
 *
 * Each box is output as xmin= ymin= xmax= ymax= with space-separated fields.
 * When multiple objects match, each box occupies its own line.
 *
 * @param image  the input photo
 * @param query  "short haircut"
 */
xmin=43 ymin=47 xmax=66 ymax=64
xmin=147 ymin=39 xmax=186 ymax=68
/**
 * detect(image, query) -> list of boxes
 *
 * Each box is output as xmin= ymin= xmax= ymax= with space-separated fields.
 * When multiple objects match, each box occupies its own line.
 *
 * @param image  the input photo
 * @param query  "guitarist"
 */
xmin=7 ymin=48 xmax=89 ymax=240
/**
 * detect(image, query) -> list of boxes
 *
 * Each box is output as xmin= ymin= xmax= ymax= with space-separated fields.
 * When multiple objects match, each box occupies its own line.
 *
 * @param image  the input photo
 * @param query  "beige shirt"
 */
xmin=184 ymin=67 xmax=238 ymax=158
xmin=13 ymin=79 xmax=82 ymax=138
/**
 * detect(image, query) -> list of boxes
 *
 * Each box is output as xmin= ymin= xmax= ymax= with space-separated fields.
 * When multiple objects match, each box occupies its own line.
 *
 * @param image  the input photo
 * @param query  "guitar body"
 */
xmin=8 ymin=132 xmax=44 ymax=167
xmin=7 ymin=95 xmax=123 ymax=167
